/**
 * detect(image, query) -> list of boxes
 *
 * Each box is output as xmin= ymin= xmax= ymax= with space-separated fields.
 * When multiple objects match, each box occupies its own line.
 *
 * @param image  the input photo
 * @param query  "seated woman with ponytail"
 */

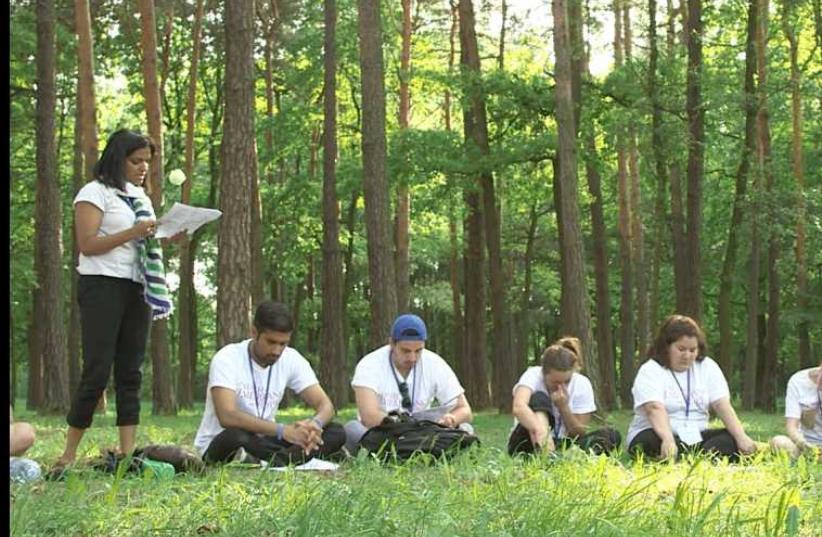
xmin=507 ymin=337 xmax=621 ymax=456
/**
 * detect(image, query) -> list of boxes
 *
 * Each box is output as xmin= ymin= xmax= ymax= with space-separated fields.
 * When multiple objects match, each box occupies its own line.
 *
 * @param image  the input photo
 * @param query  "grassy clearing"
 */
xmin=10 ymin=404 xmax=822 ymax=537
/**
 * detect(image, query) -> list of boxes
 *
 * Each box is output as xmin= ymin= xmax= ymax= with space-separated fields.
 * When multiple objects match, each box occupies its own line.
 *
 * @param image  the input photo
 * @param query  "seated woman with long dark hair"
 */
xmin=627 ymin=314 xmax=757 ymax=461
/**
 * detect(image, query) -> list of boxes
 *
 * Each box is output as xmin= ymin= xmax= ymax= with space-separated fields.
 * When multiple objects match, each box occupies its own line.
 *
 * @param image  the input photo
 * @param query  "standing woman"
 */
xmin=53 ymin=129 xmax=180 ymax=471
xmin=627 ymin=314 xmax=757 ymax=461
xmin=508 ymin=337 xmax=621 ymax=456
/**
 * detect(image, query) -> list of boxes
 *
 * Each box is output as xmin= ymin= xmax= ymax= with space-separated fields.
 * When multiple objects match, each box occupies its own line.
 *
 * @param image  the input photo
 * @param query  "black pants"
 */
xmin=66 ymin=275 xmax=151 ymax=429
xmin=507 ymin=392 xmax=621 ymax=456
xmin=628 ymin=427 xmax=741 ymax=461
xmin=203 ymin=422 xmax=347 ymax=467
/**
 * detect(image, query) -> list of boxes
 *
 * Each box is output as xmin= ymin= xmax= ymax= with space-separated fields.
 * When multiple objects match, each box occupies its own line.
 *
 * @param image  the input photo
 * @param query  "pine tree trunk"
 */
xmin=445 ymin=4 xmax=465 ymax=388
xmin=319 ymin=0 xmax=348 ymax=409
xmin=755 ymin=0 xmax=778 ymax=411
xmin=463 ymin=190 xmax=490 ymax=409
xmin=176 ymin=0 xmax=204 ymax=410
xmin=782 ymin=0 xmax=811 ymax=369
xmin=138 ymin=0 xmax=175 ymax=415
xmin=357 ymin=0 xmax=398 ymax=348
xmin=68 ymin=78 xmax=84 ymax=397
xmin=683 ymin=0 xmax=704 ymax=322
xmin=614 ymin=0 xmax=635 ymax=408
xmin=217 ymin=0 xmax=256 ymax=348
xmin=718 ymin=0 xmax=756 ymax=377
xmin=35 ymin=0 xmax=70 ymax=414
xmin=250 ymin=165 xmax=265 ymax=307
xmin=742 ymin=0 xmax=761 ymax=411
xmin=552 ymin=0 xmax=598 ymax=398
xmin=584 ymin=134 xmax=616 ymax=410
xmin=394 ymin=0 xmax=412 ymax=313
xmin=648 ymin=0 xmax=667 ymax=357
xmin=27 ymin=289 xmax=44 ymax=410
xmin=458 ymin=0 xmax=516 ymax=413
xmin=74 ymin=0 xmax=98 ymax=180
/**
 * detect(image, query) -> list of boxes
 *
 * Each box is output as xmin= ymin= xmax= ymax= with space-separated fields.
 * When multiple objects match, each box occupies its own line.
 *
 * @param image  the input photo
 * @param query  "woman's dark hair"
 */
xmin=541 ymin=336 xmax=583 ymax=373
xmin=93 ymin=129 xmax=156 ymax=192
xmin=253 ymin=301 xmax=294 ymax=334
xmin=647 ymin=314 xmax=707 ymax=368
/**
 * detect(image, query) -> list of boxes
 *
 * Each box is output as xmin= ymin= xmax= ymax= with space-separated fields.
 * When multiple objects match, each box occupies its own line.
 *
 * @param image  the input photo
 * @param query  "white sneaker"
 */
xmin=233 ymin=447 xmax=248 ymax=462
xmin=233 ymin=447 xmax=261 ymax=465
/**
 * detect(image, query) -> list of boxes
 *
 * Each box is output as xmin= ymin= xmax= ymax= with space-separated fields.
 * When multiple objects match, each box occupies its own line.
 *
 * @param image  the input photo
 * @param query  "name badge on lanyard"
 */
xmin=671 ymin=369 xmax=702 ymax=445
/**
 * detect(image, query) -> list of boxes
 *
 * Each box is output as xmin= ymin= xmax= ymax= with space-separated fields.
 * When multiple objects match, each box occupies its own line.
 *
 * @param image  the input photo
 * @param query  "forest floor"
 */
xmin=10 ymin=403 xmax=822 ymax=537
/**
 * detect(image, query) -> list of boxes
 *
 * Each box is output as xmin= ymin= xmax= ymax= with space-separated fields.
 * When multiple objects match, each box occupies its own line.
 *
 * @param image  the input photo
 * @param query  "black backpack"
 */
xmin=358 ymin=412 xmax=479 ymax=461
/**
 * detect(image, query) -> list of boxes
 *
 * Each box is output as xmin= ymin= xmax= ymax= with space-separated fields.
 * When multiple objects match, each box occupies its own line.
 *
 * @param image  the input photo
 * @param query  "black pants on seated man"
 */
xmin=628 ymin=427 xmax=741 ymax=462
xmin=204 ymin=422 xmax=346 ymax=466
xmin=508 ymin=392 xmax=621 ymax=456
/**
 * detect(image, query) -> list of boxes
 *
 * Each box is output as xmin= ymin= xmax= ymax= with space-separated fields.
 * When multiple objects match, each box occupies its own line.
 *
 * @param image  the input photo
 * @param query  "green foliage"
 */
xmin=8 ymin=0 xmax=822 ymax=403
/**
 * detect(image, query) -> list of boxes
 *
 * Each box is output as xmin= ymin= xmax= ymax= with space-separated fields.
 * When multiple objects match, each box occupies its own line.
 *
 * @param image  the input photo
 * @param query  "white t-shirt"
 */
xmin=351 ymin=345 xmax=465 ymax=418
xmin=784 ymin=367 xmax=822 ymax=446
xmin=74 ymin=180 xmax=155 ymax=283
xmin=511 ymin=366 xmax=596 ymax=438
xmin=193 ymin=339 xmax=319 ymax=455
xmin=626 ymin=357 xmax=730 ymax=446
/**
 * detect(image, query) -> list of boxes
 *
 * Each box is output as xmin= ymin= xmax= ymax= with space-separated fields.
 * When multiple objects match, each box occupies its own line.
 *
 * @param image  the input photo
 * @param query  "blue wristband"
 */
xmin=276 ymin=423 xmax=285 ymax=440
xmin=310 ymin=416 xmax=324 ymax=429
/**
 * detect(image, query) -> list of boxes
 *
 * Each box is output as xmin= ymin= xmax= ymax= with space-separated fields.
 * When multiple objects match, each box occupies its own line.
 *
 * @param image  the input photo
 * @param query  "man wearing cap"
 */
xmin=344 ymin=313 xmax=474 ymax=453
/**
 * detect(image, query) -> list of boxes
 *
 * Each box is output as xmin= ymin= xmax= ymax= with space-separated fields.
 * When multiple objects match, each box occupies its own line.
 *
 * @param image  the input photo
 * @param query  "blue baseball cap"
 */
xmin=391 ymin=314 xmax=427 ymax=341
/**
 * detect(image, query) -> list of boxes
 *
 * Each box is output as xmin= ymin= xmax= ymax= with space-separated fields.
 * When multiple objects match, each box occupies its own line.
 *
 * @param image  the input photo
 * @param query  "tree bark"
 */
xmin=68 ymin=83 xmax=83 ymax=397
xmin=575 ymin=0 xmax=615 ymax=409
xmin=74 ymin=0 xmax=98 ymax=180
xmin=445 ymin=2 xmax=465 ymax=390
xmin=718 ymin=0 xmax=756 ymax=377
xmin=176 ymin=0 xmax=204 ymax=410
xmin=138 ymin=0 xmax=175 ymax=415
xmin=683 ymin=0 xmax=704 ymax=322
xmin=648 ymin=0 xmax=667 ymax=356
xmin=756 ymin=0 xmax=778 ymax=411
xmin=357 ymin=0 xmax=398 ymax=348
xmin=552 ymin=0 xmax=598 ymax=397
xmin=613 ymin=0 xmax=634 ymax=408
xmin=218 ymin=0 xmax=256 ymax=348
xmin=35 ymin=0 xmax=69 ymax=413
xmin=463 ymin=189 xmax=491 ymax=409
xmin=742 ymin=0 xmax=761 ymax=411
xmin=498 ymin=0 xmax=507 ymax=70
xmin=27 ymin=289 xmax=44 ymax=410
xmin=394 ymin=0 xmax=412 ymax=313
xmin=458 ymin=0 xmax=516 ymax=413
xmin=782 ymin=0 xmax=811 ymax=369
xmin=319 ymin=0 xmax=348 ymax=409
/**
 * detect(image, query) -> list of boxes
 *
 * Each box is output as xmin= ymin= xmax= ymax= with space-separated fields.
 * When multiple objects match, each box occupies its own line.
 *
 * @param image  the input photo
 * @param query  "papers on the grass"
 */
xmin=155 ymin=202 xmax=222 ymax=238
xmin=267 ymin=458 xmax=339 ymax=472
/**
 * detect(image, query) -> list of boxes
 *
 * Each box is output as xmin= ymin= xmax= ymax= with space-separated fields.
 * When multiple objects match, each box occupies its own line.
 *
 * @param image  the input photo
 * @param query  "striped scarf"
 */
xmin=118 ymin=193 xmax=173 ymax=320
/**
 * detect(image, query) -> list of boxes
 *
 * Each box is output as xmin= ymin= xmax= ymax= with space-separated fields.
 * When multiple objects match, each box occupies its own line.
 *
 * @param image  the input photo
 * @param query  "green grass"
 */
xmin=10 ymin=403 xmax=822 ymax=537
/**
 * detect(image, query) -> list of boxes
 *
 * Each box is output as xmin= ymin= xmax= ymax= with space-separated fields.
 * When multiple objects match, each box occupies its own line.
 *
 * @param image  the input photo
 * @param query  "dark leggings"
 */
xmin=203 ymin=422 xmax=347 ymax=467
xmin=67 ymin=275 xmax=151 ymax=429
xmin=628 ymin=427 xmax=741 ymax=461
xmin=507 ymin=392 xmax=621 ymax=456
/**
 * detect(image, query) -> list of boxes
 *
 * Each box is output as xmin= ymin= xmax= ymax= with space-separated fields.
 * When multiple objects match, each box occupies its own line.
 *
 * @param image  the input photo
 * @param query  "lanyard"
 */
xmin=670 ymin=368 xmax=692 ymax=418
xmin=247 ymin=346 xmax=273 ymax=419
xmin=553 ymin=410 xmax=563 ymax=441
xmin=388 ymin=351 xmax=417 ymax=412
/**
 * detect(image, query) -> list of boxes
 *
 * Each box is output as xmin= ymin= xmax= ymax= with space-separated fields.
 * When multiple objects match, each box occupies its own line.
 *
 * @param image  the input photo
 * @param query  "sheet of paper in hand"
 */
xmin=155 ymin=202 xmax=222 ymax=238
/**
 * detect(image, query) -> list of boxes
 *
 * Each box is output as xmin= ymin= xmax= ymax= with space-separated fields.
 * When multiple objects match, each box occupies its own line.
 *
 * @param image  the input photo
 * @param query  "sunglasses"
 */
xmin=398 ymin=381 xmax=412 ymax=410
